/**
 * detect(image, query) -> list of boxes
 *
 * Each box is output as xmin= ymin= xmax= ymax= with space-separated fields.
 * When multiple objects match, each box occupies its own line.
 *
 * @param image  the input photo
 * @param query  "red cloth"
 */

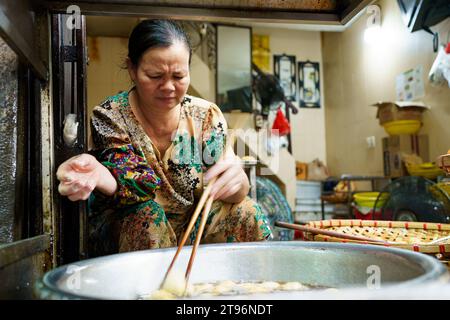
xmin=445 ymin=42 xmax=450 ymax=54
xmin=272 ymin=107 xmax=291 ymax=136
xmin=353 ymin=207 xmax=383 ymax=220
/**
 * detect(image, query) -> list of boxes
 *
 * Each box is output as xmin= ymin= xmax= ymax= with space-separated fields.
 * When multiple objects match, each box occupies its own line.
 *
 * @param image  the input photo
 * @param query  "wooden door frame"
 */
xmin=38 ymin=0 xmax=375 ymax=26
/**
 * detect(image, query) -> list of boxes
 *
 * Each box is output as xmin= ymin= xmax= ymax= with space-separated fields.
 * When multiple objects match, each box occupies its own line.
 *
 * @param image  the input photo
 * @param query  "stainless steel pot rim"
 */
xmin=38 ymin=241 xmax=449 ymax=300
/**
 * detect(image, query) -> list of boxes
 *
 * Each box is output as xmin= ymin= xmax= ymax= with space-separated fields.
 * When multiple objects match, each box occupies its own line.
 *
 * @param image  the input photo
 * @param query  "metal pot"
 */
xmin=35 ymin=242 xmax=449 ymax=300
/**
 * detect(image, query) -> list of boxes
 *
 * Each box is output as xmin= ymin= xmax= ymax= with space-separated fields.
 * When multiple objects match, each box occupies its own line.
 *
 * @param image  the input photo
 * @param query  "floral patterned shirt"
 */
xmin=90 ymin=90 xmax=227 ymax=217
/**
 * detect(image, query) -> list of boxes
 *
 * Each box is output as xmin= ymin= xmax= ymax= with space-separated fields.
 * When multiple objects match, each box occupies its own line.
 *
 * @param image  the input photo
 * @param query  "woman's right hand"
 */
xmin=56 ymin=153 xmax=117 ymax=201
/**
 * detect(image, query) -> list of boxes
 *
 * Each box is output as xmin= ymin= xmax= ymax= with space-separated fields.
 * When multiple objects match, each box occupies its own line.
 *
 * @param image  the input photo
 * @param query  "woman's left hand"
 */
xmin=204 ymin=153 xmax=249 ymax=203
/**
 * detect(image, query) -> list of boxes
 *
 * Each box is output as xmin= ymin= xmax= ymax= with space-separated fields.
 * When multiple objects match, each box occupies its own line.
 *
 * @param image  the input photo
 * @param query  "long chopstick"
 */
xmin=160 ymin=180 xmax=214 ymax=284
xmin=183 ymin=196 xmax=214 ymax=294
xmin=159 ymin=177 xmax=217 ymax=290
xmin=275 ymin=221 xmax=392 ymax=244
xmin=160 ymin=132 xmax=236 ymax=291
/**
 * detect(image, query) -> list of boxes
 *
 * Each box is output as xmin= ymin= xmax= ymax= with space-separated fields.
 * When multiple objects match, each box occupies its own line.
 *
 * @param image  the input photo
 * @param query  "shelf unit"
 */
xmin=320 ymin=176 xmax=391 ymax=220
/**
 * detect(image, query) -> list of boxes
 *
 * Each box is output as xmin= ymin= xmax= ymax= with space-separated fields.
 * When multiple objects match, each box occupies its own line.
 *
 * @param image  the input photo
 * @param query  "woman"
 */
xmin=57 ymin=19 xmax=272 ymax=257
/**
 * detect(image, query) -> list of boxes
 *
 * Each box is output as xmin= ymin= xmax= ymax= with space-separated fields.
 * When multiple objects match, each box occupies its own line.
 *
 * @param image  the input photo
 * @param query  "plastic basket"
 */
xmin=353 ymin=192 xmax=388 ymax=208
xmin=406 ymin=162 xmax=444 ymax=179
xmin=382 ymin=120 xmax=421 ymax=135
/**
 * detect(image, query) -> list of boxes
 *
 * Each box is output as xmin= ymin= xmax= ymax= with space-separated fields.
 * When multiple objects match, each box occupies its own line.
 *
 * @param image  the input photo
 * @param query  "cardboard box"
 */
xmin=296 ymin=161 xmax=308 ymax=180
xmin=372 ymin=101 xmax=429 ymax=125
xmin=382 ymin=134 xmax=429 ymax=177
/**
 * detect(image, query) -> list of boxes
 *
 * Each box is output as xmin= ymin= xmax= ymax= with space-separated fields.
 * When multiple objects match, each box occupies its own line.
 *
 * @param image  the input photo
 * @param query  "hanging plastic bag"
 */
xmin=271 ymin=107 xmax=291 ymax=136
xmin=429 ymin=43 xmax=450 ymax=88
xmin=265 ymin=133 xmax=288 ymax=156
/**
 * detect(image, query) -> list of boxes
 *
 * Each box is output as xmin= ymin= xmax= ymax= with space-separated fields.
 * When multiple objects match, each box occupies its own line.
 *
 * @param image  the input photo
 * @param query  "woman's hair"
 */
xmin=128 ymin=19 xmax=192 ymax=66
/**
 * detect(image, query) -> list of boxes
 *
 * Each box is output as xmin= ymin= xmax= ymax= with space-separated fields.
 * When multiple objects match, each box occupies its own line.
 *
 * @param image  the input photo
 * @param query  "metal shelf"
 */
xmin=320 ymin=176 xmax=391 ymax=220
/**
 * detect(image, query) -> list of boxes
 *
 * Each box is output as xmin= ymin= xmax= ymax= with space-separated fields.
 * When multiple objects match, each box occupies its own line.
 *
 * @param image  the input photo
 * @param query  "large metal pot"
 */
xmin=36 ymin=242 xmax=449 ymax=299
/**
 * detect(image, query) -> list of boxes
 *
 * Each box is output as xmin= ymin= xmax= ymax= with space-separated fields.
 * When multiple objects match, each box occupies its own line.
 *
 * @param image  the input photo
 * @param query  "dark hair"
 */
xmin=128 ymin=19 xmax=192 ymax=66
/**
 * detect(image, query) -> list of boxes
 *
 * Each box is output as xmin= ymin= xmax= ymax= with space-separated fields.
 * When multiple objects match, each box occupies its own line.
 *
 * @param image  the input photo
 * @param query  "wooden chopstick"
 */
xmin=275 ymin=221 xmax=392 ymax=244
xmin=183 ymin=195 xmax=214 ymax=294
xmin=159 ymin=178 xmax=216 ymax=288
xmin=160 ymin=132 xmax=237 ymax=292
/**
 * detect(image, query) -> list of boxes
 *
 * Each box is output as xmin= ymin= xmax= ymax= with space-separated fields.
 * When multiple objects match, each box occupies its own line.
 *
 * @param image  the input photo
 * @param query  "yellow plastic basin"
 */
xmin=406 ymin=162 xmax=444 ymax=179
xmin=353 ymin=192 xmax=389 ymax=208
xmin=383 ymin=120 xmax=421 ymax=135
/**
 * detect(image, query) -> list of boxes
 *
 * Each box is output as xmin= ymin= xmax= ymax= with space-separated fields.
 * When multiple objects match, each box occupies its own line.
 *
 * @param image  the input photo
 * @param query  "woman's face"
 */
xmin=128 ymin=41 xmax=190 ymax=111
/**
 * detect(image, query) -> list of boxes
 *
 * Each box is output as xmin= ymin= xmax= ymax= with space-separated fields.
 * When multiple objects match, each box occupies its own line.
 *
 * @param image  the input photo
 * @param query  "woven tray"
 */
xmin=301 ymin=220 xmax=450 ymax=257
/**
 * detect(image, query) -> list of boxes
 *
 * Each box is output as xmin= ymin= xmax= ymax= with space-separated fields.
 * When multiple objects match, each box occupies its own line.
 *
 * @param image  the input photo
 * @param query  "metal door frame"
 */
xmin=50 ymin=12 xmax=88 ymax=265
xmin=0 ymin=0 xmax=51 ymax=298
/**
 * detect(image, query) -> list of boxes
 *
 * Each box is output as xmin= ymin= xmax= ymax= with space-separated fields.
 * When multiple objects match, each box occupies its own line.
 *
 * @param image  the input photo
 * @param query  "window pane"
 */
xmin=0 ymin=37 xmax=18 ymax=244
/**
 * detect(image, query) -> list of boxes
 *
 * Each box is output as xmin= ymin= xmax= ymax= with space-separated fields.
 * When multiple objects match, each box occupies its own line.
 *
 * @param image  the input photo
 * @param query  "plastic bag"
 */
xmin=429 ymin=43 xmax=450 ymax=88
xmin=307 ymin=159 xmax=329 ymax=181
xmin=265 ymin=134 xmax=288 ymax=155
xmin=271 ymin=107 xmax=291 ymax=136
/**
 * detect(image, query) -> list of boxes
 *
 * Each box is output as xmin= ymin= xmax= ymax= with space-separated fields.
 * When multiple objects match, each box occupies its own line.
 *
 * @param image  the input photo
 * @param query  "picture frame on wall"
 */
xmin=298 ymin=61 xmax=321 ymax=108
xmin=274 ymin=54 xmax=296 ymax=101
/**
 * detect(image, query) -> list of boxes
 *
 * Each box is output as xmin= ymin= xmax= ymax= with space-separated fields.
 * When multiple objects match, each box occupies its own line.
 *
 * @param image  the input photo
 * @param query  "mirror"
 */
xmin=216 ymin=25 xmax=252 ymax=113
